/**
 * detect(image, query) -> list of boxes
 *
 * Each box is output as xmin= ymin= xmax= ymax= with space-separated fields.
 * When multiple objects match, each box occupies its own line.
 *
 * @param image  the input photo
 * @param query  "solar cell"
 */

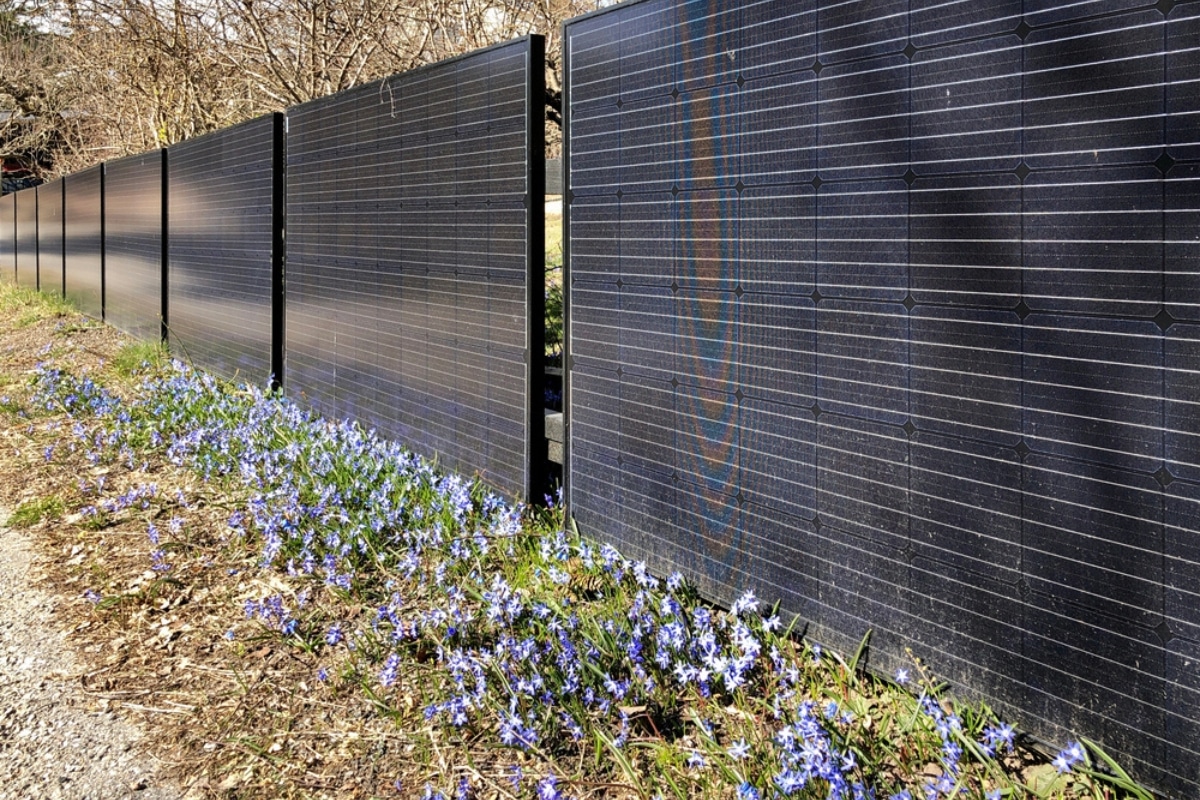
xmin=1023 ymin=10 xmax=1164 ymax=169
xmin=1024 ymin=167 xmax=1163 ymax=316
xmin=1166 ymin=4 xmax=1199 ymax=162
xmin=910 ymin=174 xmax=1021 ymax=308
xmin=1165 ymin=162 xmax=1200 ymax=322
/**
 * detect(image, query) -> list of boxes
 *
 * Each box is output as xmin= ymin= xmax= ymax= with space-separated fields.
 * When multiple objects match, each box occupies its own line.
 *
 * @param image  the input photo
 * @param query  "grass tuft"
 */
xmin=112 ymin=340 xmax=168 ymax=377
xmin=8 ymin=495 xmax=66 ymax=528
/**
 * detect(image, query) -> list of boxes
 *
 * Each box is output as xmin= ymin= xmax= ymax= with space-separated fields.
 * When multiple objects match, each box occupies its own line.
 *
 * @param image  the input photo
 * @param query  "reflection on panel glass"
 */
xmin=15 ymin=188 xmax=38 ymax=290
xmin=286 ymin=37 xmax=541 ymax=500
xmin=37 ymin=181 xmax=64 ymax=298
xmin=64 ymin=165 xmax=104 ymax=319
xmin=0 ymin=192 xmax=14 ymax=282
xmin=565 ymin=1 xmax=1200 ymax=795
xmin=168 ymin=115 xmax=278 ymax=386
xmin=104 ymin=151 xmax=163 ymax=343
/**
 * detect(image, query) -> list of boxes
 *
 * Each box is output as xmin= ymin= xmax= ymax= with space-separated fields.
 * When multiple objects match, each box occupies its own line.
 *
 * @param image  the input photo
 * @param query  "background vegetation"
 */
xmin=0 ymin=0 xmax=601 ymax=178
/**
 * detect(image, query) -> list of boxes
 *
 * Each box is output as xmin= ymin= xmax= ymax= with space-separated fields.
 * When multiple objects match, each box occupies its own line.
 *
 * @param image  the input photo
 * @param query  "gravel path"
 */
xmin=0 ymin=518 xmax=183 ymax=800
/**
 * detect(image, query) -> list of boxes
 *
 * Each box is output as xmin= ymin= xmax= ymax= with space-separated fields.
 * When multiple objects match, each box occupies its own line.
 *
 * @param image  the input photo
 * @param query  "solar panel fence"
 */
xmin=563 ymin=0 xmax=1200 ymax=796
xmin=104 ymin=150 xmax=165 ymax=343
xmin=167 ymin=114 xmax=282 ymax=386
xmin=15 ymin=188 xmax=37 ymax=290
xmin=36 ymin=180 xmax=64 ymax=298
xmin=64 ymin=164 xmax=104 ymax=319
xmin=285 ymin=36 xmax=545 ymax=501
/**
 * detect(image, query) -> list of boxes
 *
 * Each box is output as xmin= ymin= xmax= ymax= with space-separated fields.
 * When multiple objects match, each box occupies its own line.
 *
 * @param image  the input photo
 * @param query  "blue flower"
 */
xmin=730 ymin=589 xmax=759 ymax=617
xmin=1053 ymin=740 xmax=1085 ymax=773
xmin=536 ymin=774 xmax=561 ymax=800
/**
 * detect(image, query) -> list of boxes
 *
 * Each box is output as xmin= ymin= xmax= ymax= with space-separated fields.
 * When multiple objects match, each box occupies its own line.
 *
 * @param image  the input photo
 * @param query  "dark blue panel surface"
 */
xmin=908 ymin=431 xmax=1024 ymax=700
xmin=1024 ymin=10 xmax=1164 ymax=168
xmin=1024 ymin=167 xmax=1162 ymax=316
xmin=1166 ymin=5 xmax=1199 ymax=161
xmin=565 ymin=1 xmax=1200 ymax=795
xmin=168 ymin=115 xmax=278 ymax=386
xmin=911 ymin=173 xmax=1021 ymax=308
xmin=36 ymin=181 xmax=64 ymax=297
xmin=1023 ymin=314 xmax=1162 ymax=472
xmin=1023 ymin=454 xmax=1163 ymax=628
xmin=817 ymin=179 xmax=907 ymax=300
xmin=1165 ymin=480 xmax=1200 ymax=642
xmin=103 ymin=151 xmax=163 ymax=343
xmin=910 ymin=37 xmax=1022 ymax=174
xmin=1166 ymin=162 xmax=1200 ymax=322
xmin=0 ymin=192 xmax=14 ymax=282
xmin=286 ymin=38 xmax=541 ymax=500
xmin=63 ymin=165 xmax=104 ymax=320
xmin=1166 ymin=324 xmax=1200 ymax=485
xmin=909 ymin=306 xmax=1022 ymax=444
xmin=15 ymin=188 xmax=37 ymax=290
xmin=738 ymin=185 xmax=814 ymax=293
xmin=816 ymin=299 xmax=908 ymax=425
xmin=818 ymin=0 xmax=908 ymax=65
xmin=740 ymin=1 xmax=816 ymax=79
xmin=1166 ymin=639 xmax=1200 ymax=790
xmin=910 ymin=0 xmax=1021 ymax=47
xmin=817 ymin=56 xmax=909 ymax=180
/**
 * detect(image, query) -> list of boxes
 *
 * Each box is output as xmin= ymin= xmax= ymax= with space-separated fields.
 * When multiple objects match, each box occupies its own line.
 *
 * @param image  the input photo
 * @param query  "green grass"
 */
xmin=547 ymin=211 xmax=564 ymax=357
xmin=8 ymin=495 xmax=66 ymax=528
xmin=547 ymin=210 xmax=564 ymax=264
xmin=112 ymin=340 xmax=168 ymax=377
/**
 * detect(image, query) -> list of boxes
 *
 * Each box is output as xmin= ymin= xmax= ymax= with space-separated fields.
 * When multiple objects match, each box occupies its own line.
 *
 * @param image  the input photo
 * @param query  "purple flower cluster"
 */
xmin=29 ymin=358 xmax=1072 ymax=800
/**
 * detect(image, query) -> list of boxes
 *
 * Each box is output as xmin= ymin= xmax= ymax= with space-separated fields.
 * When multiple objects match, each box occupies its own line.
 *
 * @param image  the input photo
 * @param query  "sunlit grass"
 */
xmin=8 ymin=494 xmax=66 ymax=528
xmin=112 ymin=339 xmax=168 ymax=377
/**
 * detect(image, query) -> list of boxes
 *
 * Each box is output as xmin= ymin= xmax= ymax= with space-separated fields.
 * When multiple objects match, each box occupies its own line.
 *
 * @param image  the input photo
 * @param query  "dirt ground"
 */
xmin=0 ymin=305 xmax=438 ymax=799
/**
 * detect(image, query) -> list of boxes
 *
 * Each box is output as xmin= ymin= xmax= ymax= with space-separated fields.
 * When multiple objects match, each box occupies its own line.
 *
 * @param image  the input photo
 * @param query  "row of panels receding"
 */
xmin=0 ymin=37 xmax=545 ymax=501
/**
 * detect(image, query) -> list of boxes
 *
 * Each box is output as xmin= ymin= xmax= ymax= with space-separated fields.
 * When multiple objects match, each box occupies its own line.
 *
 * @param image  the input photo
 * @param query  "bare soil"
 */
xmin=0 ymin=307 xmax=441 ymax=799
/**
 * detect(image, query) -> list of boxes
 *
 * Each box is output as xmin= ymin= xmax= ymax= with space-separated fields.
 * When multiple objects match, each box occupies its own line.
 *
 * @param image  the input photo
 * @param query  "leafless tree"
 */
xmin=3 ymin=0 xmax=603 ymax=178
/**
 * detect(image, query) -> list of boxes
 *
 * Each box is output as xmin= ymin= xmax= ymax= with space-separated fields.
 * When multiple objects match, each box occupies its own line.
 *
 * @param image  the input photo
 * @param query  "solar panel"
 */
xmin=36 ymin=181 xmax=64 ymax=298
xmin=15 ymin=188 xmax=37 ymax=290
xmin=103 ymin=151 xmax=164 ymax=343
xmin=0 ymin=192 xmax=13 ymax=282
xmin=285 ymin=37 xmax=544 ymax=500
xmin=167 ymin=114 xmax=281 ymax=386
xmin=63 ymin=165 xmax=104 ymax=319
xmin=564 ymin=0 xmax=1200 ymax=795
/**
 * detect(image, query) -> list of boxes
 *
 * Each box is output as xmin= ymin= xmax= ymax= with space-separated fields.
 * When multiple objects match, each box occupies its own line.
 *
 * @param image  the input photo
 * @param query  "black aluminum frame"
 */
xmin=526 ymin=33 xmax=549 ymax=502
xmin=272 ymin=111 xmax=287 ymax=391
